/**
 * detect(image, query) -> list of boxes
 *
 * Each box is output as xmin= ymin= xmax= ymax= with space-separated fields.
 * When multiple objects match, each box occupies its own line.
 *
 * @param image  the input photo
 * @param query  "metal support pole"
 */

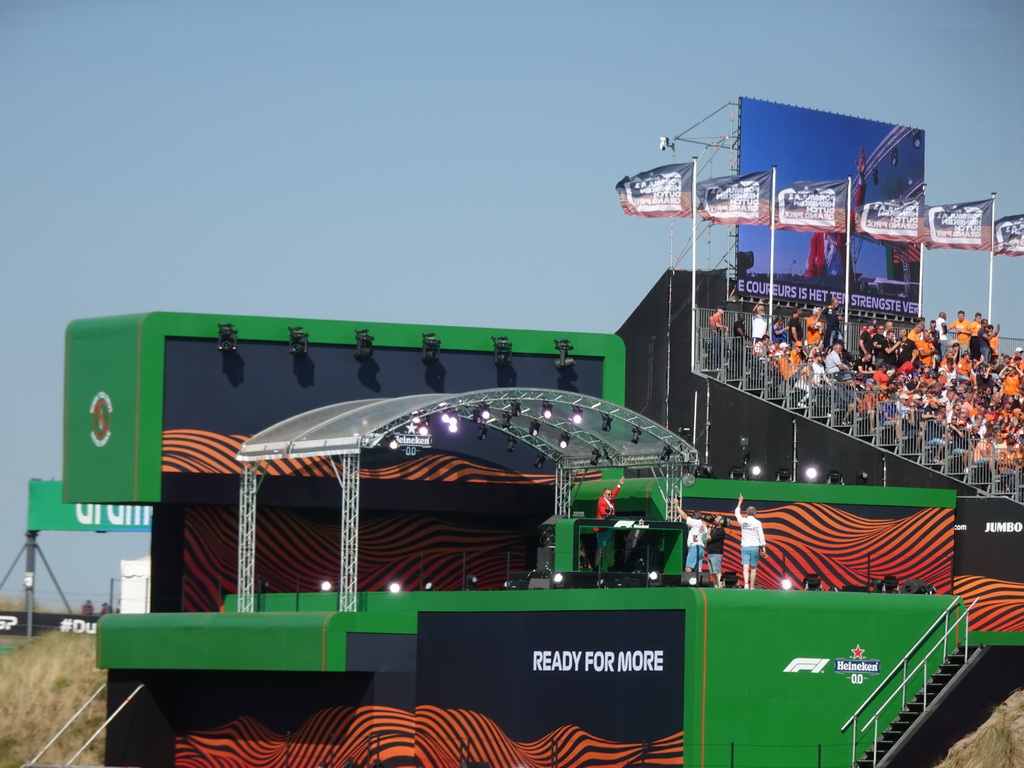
xmin=237 ymin=463 xmax=259 ymax=613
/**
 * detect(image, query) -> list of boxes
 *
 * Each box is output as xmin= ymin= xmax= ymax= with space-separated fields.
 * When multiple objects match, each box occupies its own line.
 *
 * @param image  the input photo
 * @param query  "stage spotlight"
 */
xmin=507 ymin=400 xmax=522 ymax=416
xmin=589 ymin=449 xmax=602 ymax=466
xmin=387 ymin=434 xmax=399 ymax=450
xmin=696 ymin=464 xmax=714 ymax=479
xmin=478 ymin=402 xmax=491 ymax=421
xmin=660 ymin=445 xmax=673 ymax=462
xmin=421 ymin=332 xmax=441 ymax=364
xmin=217 ymin=322 xmax=238 ymax=352
xmin=541 ymin=400 xmax=553 ymax=419
xmin=722 ymin=572 xmax=740 ymax=588
xmin=827 ymin=470 xmax=844 ymax=485
xmin=354 ymin=329 xmax=374 ymax=361
xmin=442 ymin=412 xmax=458 ymax=433
xmin=462 ymin=574 xmax=478 ymax=591
xmin=856 ymin=470 xmax=869 ymax=486
xmin=570 ymin=406 xmax=584 ymax=425
xmin=871 ymin=166 xmax=879 ymax=184
xmin=423 ymin=581 xmax=434 ymax=592
xmin=492 ymin=335 xmax=512 ymax=368
xmin=630 ymin=426 xmax=643 ymax=444
xmin=554 ymin=339 xmax=576 ymax=370
xmin=804 ymin=466 xmax=819 ymax=482
xmin=412 ymin=415 xmax=430 ymax=436
xmin=774 ymin=468 xmax=792 ymax=482
xmin=601 ymin=413 xmax=613 ymax=431
xmin=880 ymin=575 xmax=900 ymax=593
xmin=387 ymin=582 xmax=402 ymax=594
xmin=900 ymin=578 xmax=936 ymax=595
xmin=729 ymin=466 xmax=745 ymax=480
xmin=890 ymin=147 xmax=899 ymax=166
xmin=477 ymin=423 xmax=488 ymax=440
xmin=320 ymin=580 xmax=333 ymax=592
xmin=288 ymin=326 xmax=308 ymax=356
xmin=557 ymin=431 xmax=571 ymax=449
xmin=912 ymin=129 xmax=922 ymax=149
xmin=528 ymin=419 xmax=541 ymax=436
xmin=648 ymin=571 xmax=662 ymax=585
xmin=500 ymin=411 xmax=513 ymax=429
xmin=781 ymin=577 xmax=793 ymax=590
xmin=802 ymin=573 xmax=822 ymax=591
xmin=748 ymin=464 xmax=763 ymax=479
xmin=534 ymin=453 xmax=546 ymax=469
xmin=506 ymin=436 xmax=518 ymax=453
xmin=551 ymin=572 xmax=565 ymax=587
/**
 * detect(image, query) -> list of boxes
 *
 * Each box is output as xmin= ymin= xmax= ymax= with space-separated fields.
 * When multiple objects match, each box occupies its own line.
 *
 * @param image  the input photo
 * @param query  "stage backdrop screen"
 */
xmin=737 ymin=97 xmax=925 ymax=317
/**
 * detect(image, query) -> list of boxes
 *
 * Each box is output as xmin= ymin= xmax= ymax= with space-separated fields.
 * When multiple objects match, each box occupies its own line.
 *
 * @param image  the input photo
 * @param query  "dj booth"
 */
xmin=551 ymin=516 xmax=688 ymax=575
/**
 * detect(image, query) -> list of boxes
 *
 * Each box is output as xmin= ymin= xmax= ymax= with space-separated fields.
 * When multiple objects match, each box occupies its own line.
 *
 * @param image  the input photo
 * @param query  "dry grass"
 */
xmin=0 ymin=632 xmax=106 ymax=768
xmin=933 ymin=689 xmax=1024 ymax=768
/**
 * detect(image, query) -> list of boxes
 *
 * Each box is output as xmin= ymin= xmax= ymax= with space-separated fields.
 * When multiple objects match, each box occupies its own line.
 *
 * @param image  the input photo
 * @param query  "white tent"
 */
xmin=119 ymin=555 xmax=151 ymax=614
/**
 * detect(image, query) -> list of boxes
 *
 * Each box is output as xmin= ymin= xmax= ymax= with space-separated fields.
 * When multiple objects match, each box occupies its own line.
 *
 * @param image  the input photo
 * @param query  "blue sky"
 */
xmin=2 ymin=0 xmax=1022 ymax=605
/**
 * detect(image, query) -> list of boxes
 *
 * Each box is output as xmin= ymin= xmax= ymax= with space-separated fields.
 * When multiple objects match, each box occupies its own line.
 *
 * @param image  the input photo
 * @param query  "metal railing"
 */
xmin=695 ymin=307 xmax=1024 ymax=501
xmin=840 ymin=597 xmax=978 ymax=767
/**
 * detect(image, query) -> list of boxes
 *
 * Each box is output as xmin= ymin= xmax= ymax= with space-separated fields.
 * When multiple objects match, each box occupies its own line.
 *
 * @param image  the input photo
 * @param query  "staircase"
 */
xmin=841 ymin=598 xmax=978 ymax=768
xmin=854 ymin=645 xmax=980 ymax=768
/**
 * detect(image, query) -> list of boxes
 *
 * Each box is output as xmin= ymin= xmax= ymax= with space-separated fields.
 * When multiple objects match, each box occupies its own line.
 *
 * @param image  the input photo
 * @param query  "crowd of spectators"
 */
xmin=713 ymin=300 xmax=1023 ymax=492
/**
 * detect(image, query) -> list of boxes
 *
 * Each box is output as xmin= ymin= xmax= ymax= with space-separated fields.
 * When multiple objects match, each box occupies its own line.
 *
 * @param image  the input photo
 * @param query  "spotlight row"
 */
xmin=216 ymin=324 xmax=579 ymax=369
xmin=502 ymin=572 xmax=935 ymax=592
xmin=725 ymin=466 xmax=871 ymax=484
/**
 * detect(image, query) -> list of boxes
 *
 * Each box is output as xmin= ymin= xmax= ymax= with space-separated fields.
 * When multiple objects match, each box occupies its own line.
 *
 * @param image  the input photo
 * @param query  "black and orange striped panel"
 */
xmin=175 ymin=705 xmax=683 ymax=767
xmin=954 ymin=575 xmax=1024 ymax=633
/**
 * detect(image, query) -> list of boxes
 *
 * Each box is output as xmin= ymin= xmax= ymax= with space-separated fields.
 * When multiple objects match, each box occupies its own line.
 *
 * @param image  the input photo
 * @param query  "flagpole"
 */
xmin=918 ymin=183 xmax=926 ymax=315
xmin=768 ymin=166 xmax=777 ymax=318
xmin=988 ymin=192 xmax=996 ymax=321
xmin=843 ymin=174 xmax=852 ymax=322
xmin=690 ymin=157 xmax=698 ymax=377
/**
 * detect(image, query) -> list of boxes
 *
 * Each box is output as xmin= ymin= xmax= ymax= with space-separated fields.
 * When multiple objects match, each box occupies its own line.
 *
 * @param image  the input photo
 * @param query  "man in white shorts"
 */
xmin=734 ymin=494 xmax=767 ymax=588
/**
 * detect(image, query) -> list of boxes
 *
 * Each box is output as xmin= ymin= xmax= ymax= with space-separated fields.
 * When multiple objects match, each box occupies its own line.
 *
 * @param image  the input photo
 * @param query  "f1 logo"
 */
xmin=783 ymin=657 xmax=829 ymax=673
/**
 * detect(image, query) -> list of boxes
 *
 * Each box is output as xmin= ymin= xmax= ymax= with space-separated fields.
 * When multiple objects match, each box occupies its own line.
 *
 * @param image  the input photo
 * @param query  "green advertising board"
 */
xmin=28 ymin=480 xmax=151 ymax=532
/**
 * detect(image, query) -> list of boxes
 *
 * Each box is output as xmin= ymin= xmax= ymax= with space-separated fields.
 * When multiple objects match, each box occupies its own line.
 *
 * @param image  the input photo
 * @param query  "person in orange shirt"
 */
xmin=805 ymin=308 xmax=823 ymax=350
xmin=950 ymin=310 xmax=972 ymax=351
xmin=1003 ymin=366 xmax=1021 ymax=398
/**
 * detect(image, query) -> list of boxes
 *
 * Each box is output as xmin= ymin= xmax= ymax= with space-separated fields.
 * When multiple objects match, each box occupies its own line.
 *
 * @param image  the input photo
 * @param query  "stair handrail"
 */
xmin=842 ymin=597 xmax=977 ymax=767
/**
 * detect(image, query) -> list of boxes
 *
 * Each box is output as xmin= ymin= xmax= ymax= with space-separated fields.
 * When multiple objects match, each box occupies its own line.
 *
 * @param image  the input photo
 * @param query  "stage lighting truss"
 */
xmin=554 ymin=339 xmax=575 ymax=370
xmin=492 ymin=335 xmax=512 ymax=368
xmin=421 ymin=332 xmax=441 ymax=364
xmin=354 ymin=329 xmax=374 ymax=361
xmin=217 ymin=322 xmax=238 ymax=352
xmin=288 ymin=326 xmax=308 ymax=356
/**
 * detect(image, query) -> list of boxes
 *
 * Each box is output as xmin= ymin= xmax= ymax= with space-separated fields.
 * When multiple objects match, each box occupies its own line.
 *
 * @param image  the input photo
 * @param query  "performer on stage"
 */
xmin=595 ymin=478 xmax=624 ymax=571
xmin=734 ymin=494 xmax=767 ymax=589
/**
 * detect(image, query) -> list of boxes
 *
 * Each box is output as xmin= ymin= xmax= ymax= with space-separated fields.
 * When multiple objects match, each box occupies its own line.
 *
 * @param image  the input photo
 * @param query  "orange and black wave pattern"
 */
xmin=717 ymin=502 xmax=954 ymax=593
xmin=183 ymin=507 xmax=531 ymax=611
xmin=953 ymin=575 xmax=1024 ymax=633
xmin=175 ymin=705 xmax=684 ymax=767
xmin=162 ymin=428 xmax=559 ymax=484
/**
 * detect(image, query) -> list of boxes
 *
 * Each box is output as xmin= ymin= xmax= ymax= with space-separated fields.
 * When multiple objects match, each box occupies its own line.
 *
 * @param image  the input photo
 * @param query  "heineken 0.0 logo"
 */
xmin=90 ymin=392 xmax=113 ymax=447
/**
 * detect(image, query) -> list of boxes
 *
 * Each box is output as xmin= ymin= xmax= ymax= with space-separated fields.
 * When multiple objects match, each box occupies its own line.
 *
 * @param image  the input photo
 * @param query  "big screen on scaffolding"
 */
xmin=735 ymin=97 xmax=925 ymax=318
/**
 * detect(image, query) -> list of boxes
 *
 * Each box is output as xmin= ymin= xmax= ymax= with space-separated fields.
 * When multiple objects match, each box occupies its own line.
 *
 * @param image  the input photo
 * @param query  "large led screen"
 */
xmin=737 ymin=97 xmax=925 ymax=317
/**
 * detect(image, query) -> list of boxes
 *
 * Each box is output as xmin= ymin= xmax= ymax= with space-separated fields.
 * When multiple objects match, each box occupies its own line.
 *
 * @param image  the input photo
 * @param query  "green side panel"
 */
xmin=96 ymin=610 xmax=417 ymax=672
xmin=698 ymin=590 xmax=961 ymax=768
xmin=63 ymin=311 xmax=626 ymax=504
xmin=64 ymin=314 xmax=153 ymax=503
